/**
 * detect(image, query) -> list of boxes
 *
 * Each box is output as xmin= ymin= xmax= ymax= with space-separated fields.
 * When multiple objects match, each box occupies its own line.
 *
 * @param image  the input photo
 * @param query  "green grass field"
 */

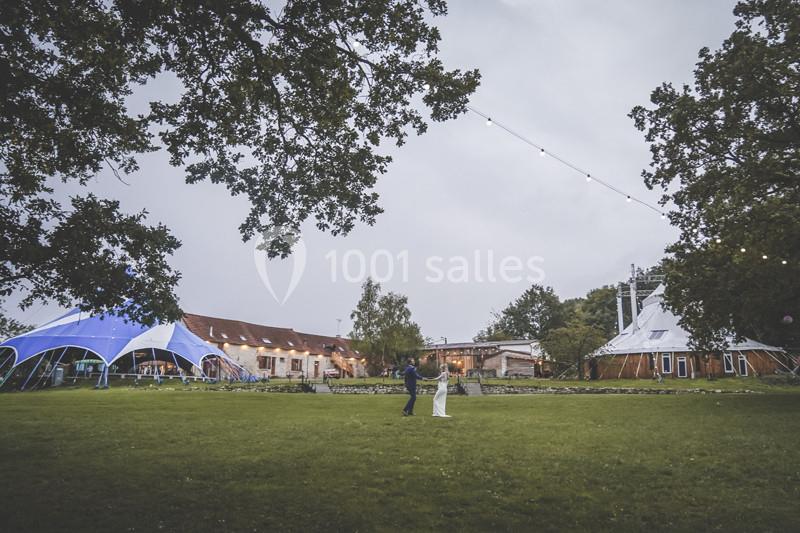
xmin=1 ymin=389 xmax=798 ymax=532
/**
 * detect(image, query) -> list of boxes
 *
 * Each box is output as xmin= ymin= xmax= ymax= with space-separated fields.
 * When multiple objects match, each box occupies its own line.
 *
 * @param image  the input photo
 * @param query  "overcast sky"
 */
xmin=11 ymin=0 xmax=741 ymax=342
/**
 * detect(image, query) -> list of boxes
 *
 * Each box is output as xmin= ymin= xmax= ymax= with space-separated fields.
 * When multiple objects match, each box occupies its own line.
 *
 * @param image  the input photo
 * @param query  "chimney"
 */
xmin=629 ymin=264 xmax=639 ymax=331
xmin=616 ymin=284 xmax=625 ymax=333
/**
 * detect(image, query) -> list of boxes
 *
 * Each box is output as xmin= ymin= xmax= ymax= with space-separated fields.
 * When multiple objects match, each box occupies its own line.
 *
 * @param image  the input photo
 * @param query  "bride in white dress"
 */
xmin=432 ymin=364 xmax=451 ymax=417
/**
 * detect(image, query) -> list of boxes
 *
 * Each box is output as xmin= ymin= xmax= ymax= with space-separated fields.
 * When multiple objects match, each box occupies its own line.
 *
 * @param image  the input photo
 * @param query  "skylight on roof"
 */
xmin=287 ymin=341 xmax=294 ymax=346
xmin=220 ymin=332 xmax=229 ymax=339
xmin=648 ymin=330 xmax=667 ymax=340
xmin=262 ymin=338 xmax=272 ymax=344
xmin=239 ymin=335 xmax=247 ymax=342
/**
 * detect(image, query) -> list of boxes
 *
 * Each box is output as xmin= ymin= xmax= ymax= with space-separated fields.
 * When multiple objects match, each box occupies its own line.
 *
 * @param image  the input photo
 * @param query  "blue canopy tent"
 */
xmin=0 ymin=308 xmax=250 ymax=391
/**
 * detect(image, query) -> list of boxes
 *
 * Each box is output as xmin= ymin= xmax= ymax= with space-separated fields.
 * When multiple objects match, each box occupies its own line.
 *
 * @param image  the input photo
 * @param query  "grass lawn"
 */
xmin=330 ymin=375 xmax=800 ymax=393
xmin=1 ymin=390 xmax=798 ymax=532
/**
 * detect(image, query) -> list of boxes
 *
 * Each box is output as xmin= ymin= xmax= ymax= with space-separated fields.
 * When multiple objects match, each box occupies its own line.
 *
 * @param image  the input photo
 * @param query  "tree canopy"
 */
xmin=630 ymin=0 xmax=799 ymax=351
xmin=0 ymin=0 xmax=479 ymax=332
xmin=540 ymin=321 xmax=607 ymax=381
xmin=349 ymin=278 xmax=424 ymax=373
xmin=475 ymin=284 xmax=566 ymax=341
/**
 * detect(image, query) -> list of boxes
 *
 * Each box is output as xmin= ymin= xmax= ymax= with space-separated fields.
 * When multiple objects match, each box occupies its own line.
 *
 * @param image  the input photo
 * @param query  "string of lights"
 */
xmin=314 ymin=39 xmax=789 ymax=267
xmin=465 ymin=105 xmax=793 ymax=267
xmin=466 ymin=105 xmax=665 ymax=218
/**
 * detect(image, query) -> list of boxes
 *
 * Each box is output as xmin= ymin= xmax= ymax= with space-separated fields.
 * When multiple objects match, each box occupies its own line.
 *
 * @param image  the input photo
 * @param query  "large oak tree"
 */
xmin=0 ymin=0 xmax=479 ymax=331
xmin=630 ymin=0 xmax=799 ymax=351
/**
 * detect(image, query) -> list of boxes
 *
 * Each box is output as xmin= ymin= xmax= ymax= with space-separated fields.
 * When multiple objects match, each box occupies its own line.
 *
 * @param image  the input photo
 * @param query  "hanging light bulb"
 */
xmin=762 ymin=254 xmax=768 ymax=260
xmin=715 ymin=238 xmax=722 ymax=244
xmin=539 ymin=148 xmax=546 ymax=157
xmin=351 ymin=39 xmax=361 ymax=48
xmin=660 ymin=213 xmax=666 ymax=220
xmin=740 ymin=247 xmax=746 ymax=253
xmin=586 ymin=174 xmax=592 ymax=183
xmin=626 ymin=195 xmax=632 ymax=203
xmin=486 ymin=118 xmax=493 ymax=127
xmin=423 ymin=83 xmax=430 ymax=92
xmin=781 ymin=259 xmax=788 ymax=265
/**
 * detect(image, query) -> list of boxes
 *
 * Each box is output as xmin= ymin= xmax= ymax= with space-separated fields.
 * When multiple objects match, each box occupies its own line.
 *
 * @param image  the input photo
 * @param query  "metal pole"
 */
xmin=170 ymin=351 xmax=186 ymax=383
xmin=151 ymin=348 xmax=161 ymax=384
xmin=0 ymin=350 xmax=13 ymax=372
xmin=73 ymin=350 xmax=89 ymax=383
xmin=0 ymin=350 xmax=18 ymax=391
xmin=21 ymin=351 xmax=49 ymax=391
xmin=34 ymin=346 xmax=69 ymax=390
xmin=616 ymin=284 xmax=625 ymax=333
xmin=629 ymin=264 xmax=639 ymax=332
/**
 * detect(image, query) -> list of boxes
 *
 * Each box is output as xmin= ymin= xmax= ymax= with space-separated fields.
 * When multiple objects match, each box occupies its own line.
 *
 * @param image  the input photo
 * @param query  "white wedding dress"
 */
xmin=432 ymin=371 xmax=451 ymax=417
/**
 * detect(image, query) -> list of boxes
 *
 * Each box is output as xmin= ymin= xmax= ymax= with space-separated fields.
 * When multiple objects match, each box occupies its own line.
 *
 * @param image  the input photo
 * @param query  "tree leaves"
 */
xmin=1 ymin=1 xmax=478 ymax=326
xmin=349 ymin=278 xmax=424 ymax=372
xmin=630 ymin=0 xmax=800 ymax=350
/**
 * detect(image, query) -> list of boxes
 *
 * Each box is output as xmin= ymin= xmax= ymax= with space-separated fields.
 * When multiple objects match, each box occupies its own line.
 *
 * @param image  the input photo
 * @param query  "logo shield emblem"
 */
xmin=253 ymin=227 xmax=307 ymax=305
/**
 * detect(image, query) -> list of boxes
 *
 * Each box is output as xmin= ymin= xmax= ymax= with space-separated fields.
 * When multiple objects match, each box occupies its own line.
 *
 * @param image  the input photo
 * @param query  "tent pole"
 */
xmin=0 ymin=351 xmax=13 ymax=373
xmin=21 ymin=351 xmax=49 ymax=391
xmin=34 ymin=347 xmax=68 ymax=390
xmin=0 ymin=353 xmax=18 ymax=391
xmin=617 ymin=353 xmax=630 ymax=379
xmin=95 ymin=361 xmax=109 ymax=388
xmin=170 ymin=352 xmax=189 ymax=384
xmin=151 ymin=348 xmax=161 ymax=384
xmin=739 ymin=350 xmax=758 ymax=376
xmin=761 ymin=349 xmax=793 ymax=373
xmin=634 ymin=352 xmax=643 ymax=379
xmin=73 ymin=350 xmax=89 ymax=383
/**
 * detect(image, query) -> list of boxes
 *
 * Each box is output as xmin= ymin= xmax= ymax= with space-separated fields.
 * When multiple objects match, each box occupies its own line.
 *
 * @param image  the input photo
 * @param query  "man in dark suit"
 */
xmin=402 ymin=358 xmax=425 ymax=416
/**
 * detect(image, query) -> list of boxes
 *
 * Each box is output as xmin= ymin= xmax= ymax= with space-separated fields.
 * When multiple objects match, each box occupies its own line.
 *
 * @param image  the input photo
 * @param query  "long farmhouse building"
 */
xmin=183 ymin=314 xmax=367 ymax=379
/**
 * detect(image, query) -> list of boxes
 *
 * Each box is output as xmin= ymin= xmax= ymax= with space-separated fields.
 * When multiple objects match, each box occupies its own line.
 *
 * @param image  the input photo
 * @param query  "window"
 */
xmin=220 ymin=332 xmax=229 ymax=339
xmin=648 ymin=330 xmax=667 ymax=340
xmin=661 ymin=353 xmax=672 ymax=374
xmin=723 ymin=352 xmax=734 ymax=374
xmin=677 ymin=356 xmax=688 ymax=378
xmin=291 ymin=359 xmax=303 ymax=371
xmin=738 ymin=354 xmax=749 ymax=376
xmin=239 ymin=335 xmax=247 ymax=342
xmin=648 ymin=353 xmax=655 ymax=370
xmin=257 ymin=356 xmax=273 ymax=370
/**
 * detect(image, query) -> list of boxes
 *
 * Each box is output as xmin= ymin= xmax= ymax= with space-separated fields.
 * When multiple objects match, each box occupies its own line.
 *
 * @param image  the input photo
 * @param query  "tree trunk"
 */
xmin=576 ymin=356 xmax=584 ymax=380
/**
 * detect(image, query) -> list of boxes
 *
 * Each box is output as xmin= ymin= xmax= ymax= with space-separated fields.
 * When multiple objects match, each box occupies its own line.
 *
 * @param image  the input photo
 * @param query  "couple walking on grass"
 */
xmin=401 ymin=358 xmax=451 ymax=418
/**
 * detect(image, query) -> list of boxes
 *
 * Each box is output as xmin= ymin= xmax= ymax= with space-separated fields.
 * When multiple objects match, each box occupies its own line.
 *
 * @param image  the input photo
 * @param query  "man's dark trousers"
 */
xmin=404 ymin=385 xmax=417 ymax=414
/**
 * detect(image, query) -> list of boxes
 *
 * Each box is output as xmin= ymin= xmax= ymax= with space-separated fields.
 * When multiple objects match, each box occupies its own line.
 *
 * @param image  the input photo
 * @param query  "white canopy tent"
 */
xmin=599 ymin=284 xmax=784 ymax=355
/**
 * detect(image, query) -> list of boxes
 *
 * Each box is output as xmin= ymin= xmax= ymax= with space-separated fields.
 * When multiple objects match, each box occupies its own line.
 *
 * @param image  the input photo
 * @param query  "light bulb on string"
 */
xmin=740 ymin=247 xmax=746 ymax=253
xmin=762 ymin=254 xmax=768 ymax=260
xmin=626 ymin=196 xmax=632 ymax=203
xmin=539 ymin=148 xmax=546 ymax=157
xmin=660 ymin=213 xmax=666 ymax=220
xmin=715 ymin=238 xmax=722 ymax=244
xmin=782 ymin=260 xmax=788 ymax=265
xmin=423 ymin=83 xmax=431 ymax=92
xmin=351 ymin=39 xmax=361 ymax=48
xmin=586 ymin=174 xmax=592 ymax=183
xmin=486 ymin=118 xmax=493 ymax=127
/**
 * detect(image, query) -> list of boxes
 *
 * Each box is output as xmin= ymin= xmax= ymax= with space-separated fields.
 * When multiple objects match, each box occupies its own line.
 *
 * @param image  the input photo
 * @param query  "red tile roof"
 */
xmin=296 ymin=332 xmax=361 ymax=359
xmin=182 ymin=314 xmax=364 ymax=360
xmin=183 ymin=313 xmax=307 ymax=352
